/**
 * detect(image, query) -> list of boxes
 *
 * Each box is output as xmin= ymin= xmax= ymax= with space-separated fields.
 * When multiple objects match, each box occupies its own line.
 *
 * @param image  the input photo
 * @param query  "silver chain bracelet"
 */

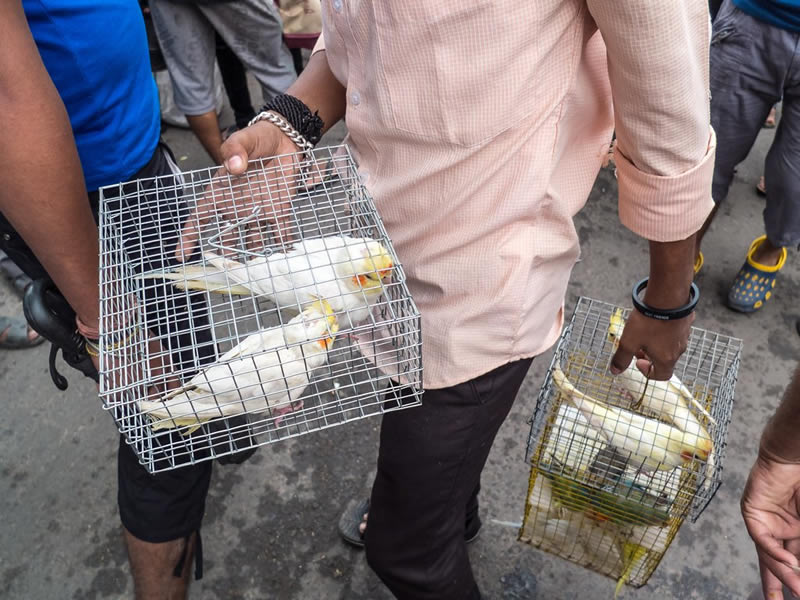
xmin=248 ymin=110 xmax=314 ymax=154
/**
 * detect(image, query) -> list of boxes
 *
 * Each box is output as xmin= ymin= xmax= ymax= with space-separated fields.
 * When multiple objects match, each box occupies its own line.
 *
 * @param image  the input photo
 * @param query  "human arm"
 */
xmin=586 ymin=0 xmax=716 ymax=379
xmin=0 ymin=1 xmax=99 ymax=330
xmin=221 ymin=47 xmax=347 ymax=174
xmin=741 ymin=366 xmax=800 ymax=599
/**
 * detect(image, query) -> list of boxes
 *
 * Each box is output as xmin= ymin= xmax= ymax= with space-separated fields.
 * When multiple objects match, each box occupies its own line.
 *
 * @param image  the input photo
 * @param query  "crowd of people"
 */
xmin=1 ymin=0 xmax=799 ymax=598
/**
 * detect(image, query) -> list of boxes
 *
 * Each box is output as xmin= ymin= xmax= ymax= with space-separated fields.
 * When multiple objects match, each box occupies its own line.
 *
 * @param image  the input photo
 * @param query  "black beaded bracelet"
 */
xmin=260 ymin=94 xmax=324 ymax=146
xmin=631 ymin=278 xmax=700 ymax=321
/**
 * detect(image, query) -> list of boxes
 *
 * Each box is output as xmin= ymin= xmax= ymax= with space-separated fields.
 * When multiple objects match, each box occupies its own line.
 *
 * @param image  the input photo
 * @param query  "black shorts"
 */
xmin=0 ymin=142 xmax=215 ymax=543
xmin=118 ymin=436 xmax=212 ymax=543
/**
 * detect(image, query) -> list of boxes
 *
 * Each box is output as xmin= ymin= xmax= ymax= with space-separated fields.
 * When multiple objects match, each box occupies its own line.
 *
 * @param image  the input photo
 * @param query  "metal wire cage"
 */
xmin=520 ymin=297 xmax=741 ymax=593
xmin=98 ymin=145 xmax=422 ymax=473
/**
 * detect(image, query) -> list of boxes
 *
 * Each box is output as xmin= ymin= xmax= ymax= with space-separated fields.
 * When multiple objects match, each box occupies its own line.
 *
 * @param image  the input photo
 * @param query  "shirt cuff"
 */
xmin=312 ymin=31 xmax=326 ymax=55
xmin=617 ymin=127 xmax=716 ymax=242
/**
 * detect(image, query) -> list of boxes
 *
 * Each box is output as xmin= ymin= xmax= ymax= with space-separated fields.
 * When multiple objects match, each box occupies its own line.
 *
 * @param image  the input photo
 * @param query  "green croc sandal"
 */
xmin=727 ymin=235 xmax=786 ymax=313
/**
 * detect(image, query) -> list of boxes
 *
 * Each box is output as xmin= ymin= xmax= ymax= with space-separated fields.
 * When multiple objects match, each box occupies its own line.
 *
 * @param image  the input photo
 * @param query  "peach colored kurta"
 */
xmin=315 ymin=1 xmax=715 ymax=388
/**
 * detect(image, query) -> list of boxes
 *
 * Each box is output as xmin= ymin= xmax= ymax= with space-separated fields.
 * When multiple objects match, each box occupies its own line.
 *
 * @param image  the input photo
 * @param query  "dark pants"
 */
xmin=215 ymin=33 xmax=255 ymax=130
xmin=710 ymin=0 xmax=800 ymax=247
xmin=365 ymin=358 xmax=533 ymax=600
xmin=709 ymin=0 xmax=723 ymax=20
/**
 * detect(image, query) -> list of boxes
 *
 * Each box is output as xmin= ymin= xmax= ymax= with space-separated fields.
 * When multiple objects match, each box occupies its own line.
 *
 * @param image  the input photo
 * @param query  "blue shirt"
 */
xmin=23 ymin=0 xmax=160 ymax=191
xmin=734 ymin=0 xmax=800 ymax=32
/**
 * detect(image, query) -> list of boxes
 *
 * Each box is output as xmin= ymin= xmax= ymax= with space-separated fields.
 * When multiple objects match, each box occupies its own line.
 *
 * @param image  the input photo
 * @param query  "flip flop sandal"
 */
xmin=693 ymin=251 xmax=704 ymax=276
xmin=727 ymin=235 xmax=787 ymax=313
xmin=0 ymin=251 xmax=32 ymax=298
xmin=337 ymin=498 xmax=484 ymax=549
xmin=338 ymin=497 xmax=370 ymax=548
xmin=0 ymin=315 xmax=44 ymax=349
xmin=756 ymin=176 xmax=766 ymax=197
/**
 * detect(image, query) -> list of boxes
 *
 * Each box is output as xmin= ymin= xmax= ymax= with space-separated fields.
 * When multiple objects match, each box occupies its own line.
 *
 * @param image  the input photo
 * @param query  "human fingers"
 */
xmin=610 ymin=310 xmax=692 ymax=380
xmin=220 ymin=121 xmax=284 ymax=175
xmin=175 ymin=167 xmax=229 ymax=261
xmin=758 ymin=549 xmax=800 ymax=599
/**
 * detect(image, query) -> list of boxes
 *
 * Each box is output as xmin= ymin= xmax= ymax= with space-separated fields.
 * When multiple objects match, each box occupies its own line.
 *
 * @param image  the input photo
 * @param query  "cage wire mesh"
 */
xmin=520 ymin=297 xmax=741 ymax=593
xmin=98 ymin=145 xmax=422 ymax=473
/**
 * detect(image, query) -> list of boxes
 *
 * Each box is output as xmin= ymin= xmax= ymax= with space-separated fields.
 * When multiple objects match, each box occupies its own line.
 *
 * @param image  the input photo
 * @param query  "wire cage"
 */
xmin=520 ymin=297 xmax=741 ymax=593
xmin=98 ymin=145 xmax=422 ymax=473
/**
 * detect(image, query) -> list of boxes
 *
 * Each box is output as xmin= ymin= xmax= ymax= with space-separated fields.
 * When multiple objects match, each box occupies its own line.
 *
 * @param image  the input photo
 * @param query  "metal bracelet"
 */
xmin=248 ymin=111 xmax=314 ymax=154
xmin=631 ymin=278 xmax=700 ymax=321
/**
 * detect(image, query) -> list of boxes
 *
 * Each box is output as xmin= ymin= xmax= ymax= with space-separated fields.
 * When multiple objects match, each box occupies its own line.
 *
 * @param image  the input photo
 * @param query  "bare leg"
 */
xmin=186 ymin=112 xmax=224 ymax=165
xmin=125 ymin=528 xmax=195 ymax=600
xmin=694 ymin=204 xmax=720 ymax=260
xmin=751 ymin=236 xmax=784 ymax=267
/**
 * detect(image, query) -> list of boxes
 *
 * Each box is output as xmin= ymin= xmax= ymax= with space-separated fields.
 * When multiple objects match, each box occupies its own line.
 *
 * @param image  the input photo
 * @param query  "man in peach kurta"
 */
xmin=196 ymin=2 xmax=715 ymax=597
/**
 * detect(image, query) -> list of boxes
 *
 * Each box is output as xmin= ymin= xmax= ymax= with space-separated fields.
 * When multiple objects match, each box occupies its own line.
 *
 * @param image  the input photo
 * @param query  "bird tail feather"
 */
xmin=137 ymin=264 xmax=252 ymax=295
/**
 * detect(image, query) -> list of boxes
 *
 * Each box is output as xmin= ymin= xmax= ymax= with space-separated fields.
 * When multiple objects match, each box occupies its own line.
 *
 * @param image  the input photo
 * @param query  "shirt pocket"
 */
xmin=373 ymin=2 xmax=540 ymax=148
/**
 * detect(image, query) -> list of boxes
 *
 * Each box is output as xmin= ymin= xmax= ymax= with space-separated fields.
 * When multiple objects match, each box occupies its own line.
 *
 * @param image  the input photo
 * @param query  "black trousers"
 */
xmin=365 ymin=357 xmax=534 ymax=600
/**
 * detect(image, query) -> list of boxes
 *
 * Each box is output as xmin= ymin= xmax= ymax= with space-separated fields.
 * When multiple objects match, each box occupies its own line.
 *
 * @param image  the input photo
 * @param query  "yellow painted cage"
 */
xmin=520 ymin=297 xmax=741 ymax=596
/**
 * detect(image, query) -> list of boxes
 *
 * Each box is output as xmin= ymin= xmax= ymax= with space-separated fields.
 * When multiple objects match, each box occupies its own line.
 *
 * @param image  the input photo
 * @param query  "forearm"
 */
xmin=761 ymin=366 xmax=800 ymax=463
xmin=284 ymin=50 xmax=346 ymax=135
xmin=0 ymin=1 xmax=99 ymax=326
xmin=644 ymin=236 xmax=696 ymax=309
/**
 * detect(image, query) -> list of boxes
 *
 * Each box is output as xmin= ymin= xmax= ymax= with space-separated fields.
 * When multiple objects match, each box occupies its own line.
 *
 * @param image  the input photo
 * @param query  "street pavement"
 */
xmin=1 ymin=97 xmax=796 ymax=599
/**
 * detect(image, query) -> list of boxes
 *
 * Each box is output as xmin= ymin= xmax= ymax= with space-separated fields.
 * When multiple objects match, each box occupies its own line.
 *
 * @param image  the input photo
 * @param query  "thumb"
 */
xmin=220 ymin=132 xmax=253 ymax=175
xmin=220 ymin=121 xmax=279 ymax=175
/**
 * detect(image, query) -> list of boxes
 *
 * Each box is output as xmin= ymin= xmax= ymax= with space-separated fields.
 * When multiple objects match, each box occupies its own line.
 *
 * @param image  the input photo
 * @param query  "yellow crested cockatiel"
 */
xmin=140 ymin=235 xmax=393 ymax=328
xmin=138 ymin=299 xmax=338 ymax=433
xmin=551 ymin=366 xmax=712 ymax=473
xmin=607 ymin=308 xmax=716 ymax=490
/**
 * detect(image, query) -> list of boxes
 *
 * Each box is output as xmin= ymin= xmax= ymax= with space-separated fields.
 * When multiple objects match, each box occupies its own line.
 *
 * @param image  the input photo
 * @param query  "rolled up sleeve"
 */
xmin=587 ymin=0 xmax=716 ymax=242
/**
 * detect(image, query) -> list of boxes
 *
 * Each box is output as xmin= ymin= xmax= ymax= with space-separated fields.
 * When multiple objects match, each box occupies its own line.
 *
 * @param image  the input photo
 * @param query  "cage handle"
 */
xmin=207 ymin=206 xmax=275 ymax=259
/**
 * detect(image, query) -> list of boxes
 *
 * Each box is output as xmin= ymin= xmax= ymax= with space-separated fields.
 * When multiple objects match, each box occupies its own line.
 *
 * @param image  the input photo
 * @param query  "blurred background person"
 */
xmin=693 ymin=0 xmax=799 ymax=314
xmin=149 ymin=0 xmax=296 ymax=164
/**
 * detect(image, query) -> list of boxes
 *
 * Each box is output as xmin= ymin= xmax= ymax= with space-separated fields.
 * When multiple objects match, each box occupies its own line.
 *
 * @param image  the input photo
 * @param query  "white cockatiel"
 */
xmin=607 ymin=308 xmax=716 ymax=490
xmin=551 ymin=366 xmax=712 ymax=473
xmin=140 ymin=235 xmax=393 ymax=327
xmin=138 ymin=299 xmax=339 ymax=433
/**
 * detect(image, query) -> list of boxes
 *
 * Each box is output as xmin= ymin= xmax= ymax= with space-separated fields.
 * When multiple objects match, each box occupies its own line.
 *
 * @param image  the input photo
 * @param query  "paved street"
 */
xmin=1 ymin=95 xmax=796 ymax=599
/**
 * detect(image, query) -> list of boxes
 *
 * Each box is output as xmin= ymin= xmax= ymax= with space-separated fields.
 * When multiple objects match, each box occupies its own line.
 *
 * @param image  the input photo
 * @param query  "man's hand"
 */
xmin=611 ymin=237 xmax=696 ymax=380
xmin=176 ymin=122 xmax=302 ymax=261
xmin=610 ymin=309 xmax=694 ymax=380
xmin=742 ymin=452 xmax=800 ymax=599
xmin=93 ymin=329 xmax=180 ymax=402
xmin=176 ymin=48 xmax=348 ymax=261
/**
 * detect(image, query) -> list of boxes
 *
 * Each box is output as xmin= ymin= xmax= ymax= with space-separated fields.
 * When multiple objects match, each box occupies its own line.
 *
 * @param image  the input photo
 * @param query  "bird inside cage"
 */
xmin=138 ymin=299 xmax=339 ymax=433
xmin=140 ymin=234 xmax=394 ymax=330
xmin=521 ymin=303 xmax=729 ymax=597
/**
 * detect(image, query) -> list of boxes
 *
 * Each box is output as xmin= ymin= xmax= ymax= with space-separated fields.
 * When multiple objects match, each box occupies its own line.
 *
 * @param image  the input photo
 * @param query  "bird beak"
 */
xmin=378 ymin=261 xmax=393 ymax=283
xmin=356 ymin=250 xmax=394 ymax=288
xmin=318 ymin=336 xmax=336 ymax=350
xmin=311 ymin=298 xmax=338 ymax=349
